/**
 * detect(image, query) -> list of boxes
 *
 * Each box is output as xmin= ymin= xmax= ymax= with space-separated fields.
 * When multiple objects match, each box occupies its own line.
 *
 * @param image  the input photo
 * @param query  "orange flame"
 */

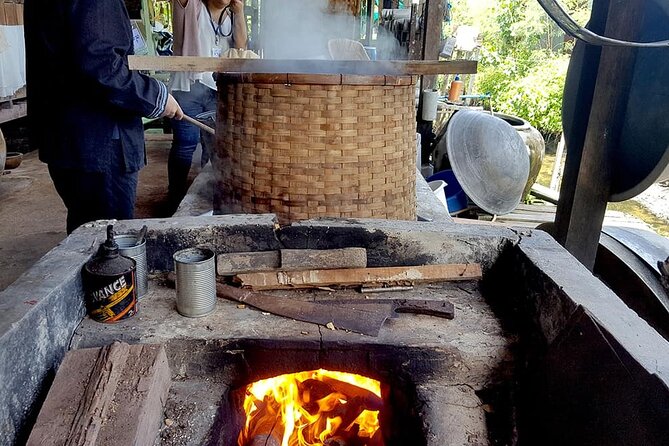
xmin=237 ymin=369 xmax=383 ymax=446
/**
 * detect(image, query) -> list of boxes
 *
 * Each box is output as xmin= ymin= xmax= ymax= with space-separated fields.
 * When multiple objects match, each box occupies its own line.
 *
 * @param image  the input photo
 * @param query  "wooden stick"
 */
xmin=234 ymin=264 xmax=482 ymax=290
xmin=128 ymin=56 xmax=477 ymax=76
xmin=181 ymin=114 xmax=215 ymax=135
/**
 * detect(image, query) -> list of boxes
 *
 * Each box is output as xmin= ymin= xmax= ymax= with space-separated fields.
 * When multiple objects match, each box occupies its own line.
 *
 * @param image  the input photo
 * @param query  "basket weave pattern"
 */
xmin=214 ymin=74 xmax=417 ymax=223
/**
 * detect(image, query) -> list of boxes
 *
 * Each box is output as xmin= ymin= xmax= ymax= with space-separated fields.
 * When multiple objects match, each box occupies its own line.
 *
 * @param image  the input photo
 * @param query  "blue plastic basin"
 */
xmin=426 ymin=170 xmax=469 ymax=213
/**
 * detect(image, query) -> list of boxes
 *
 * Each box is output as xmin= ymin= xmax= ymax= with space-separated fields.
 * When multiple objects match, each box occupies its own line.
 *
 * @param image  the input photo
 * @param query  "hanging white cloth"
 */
xmin=0 ymin=25 xmax=26 ymax=97
xmin=0 ymin=27 xmax=8 ymax=53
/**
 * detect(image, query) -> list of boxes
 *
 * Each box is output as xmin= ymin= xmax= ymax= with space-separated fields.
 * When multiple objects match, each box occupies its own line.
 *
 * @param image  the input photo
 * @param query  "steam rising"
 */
xmin=257 ymin=0 xmax=401 ymax=61
xmin=259 ymin=0 xmax=358 ymax=59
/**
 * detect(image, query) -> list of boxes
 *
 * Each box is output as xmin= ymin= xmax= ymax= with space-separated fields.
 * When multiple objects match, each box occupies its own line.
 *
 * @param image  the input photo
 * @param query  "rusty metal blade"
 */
xmin=216 ymin=283 xmax=391 ymax=336
xmin=316 ymin=298 xmax=455 ymax=319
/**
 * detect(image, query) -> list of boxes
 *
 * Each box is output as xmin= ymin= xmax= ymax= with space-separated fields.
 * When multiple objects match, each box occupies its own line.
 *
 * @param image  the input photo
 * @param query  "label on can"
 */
xmin=84 ymin=270 xmax=137 ymax=323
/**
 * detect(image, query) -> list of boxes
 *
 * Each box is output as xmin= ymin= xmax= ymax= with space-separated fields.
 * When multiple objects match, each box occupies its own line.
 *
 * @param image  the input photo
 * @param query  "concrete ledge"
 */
xmin=485 ymin=230 xmax=669 ymax=444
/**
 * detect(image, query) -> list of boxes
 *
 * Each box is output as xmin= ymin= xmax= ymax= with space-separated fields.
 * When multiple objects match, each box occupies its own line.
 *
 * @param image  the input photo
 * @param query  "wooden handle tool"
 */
xmin=182 ymin=114 xmax=216 ymax=135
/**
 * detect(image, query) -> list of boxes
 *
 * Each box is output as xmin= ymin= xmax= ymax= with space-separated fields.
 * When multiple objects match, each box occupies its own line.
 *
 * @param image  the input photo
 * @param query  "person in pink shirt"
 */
xmin=168 ymin=0 xmax=247 ymax=211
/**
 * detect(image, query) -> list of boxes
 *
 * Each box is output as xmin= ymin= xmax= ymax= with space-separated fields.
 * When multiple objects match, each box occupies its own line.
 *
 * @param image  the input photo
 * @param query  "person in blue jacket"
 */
xmin=24 ymin=0 xmax=183 ymax=234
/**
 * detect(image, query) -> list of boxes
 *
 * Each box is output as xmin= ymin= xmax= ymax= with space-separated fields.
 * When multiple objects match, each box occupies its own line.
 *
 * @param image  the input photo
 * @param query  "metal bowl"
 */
xmin=4 ymin=152 xmax=22 ymax=170
xmin=445 ymin=110 xmax=529 ymax=215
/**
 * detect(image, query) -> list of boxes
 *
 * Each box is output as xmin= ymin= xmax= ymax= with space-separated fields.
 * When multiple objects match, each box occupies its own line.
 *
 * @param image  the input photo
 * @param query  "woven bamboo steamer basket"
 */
xmin=214 ymin=73 xmax=417 ymax=223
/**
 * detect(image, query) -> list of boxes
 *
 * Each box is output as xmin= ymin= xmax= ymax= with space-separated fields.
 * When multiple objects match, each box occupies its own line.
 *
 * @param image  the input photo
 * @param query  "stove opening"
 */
xmin=237 ymin=369 xmax=384 ymax=446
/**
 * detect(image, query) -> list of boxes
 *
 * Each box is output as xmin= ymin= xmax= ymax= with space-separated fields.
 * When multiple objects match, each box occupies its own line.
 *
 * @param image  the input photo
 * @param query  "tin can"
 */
xmin=116 ymin=234 xmax=148 ymax=299
xmin=83 ymin=225 xmax=137 ymax=323
xmin=173 ymin=247 xmax=216 ymax=317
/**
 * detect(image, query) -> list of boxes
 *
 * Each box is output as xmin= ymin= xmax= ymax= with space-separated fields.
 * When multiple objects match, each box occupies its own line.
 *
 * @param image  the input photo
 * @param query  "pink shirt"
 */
xmin=170 ymin=0 xmax=232 ymax=92
xmin=171 ymin=0 xmax=202 ymax=57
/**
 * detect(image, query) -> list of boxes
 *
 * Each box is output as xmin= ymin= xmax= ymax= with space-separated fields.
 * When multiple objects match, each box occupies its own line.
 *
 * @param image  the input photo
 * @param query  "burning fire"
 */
xmin=237 ymin=369 xmax=384 ymax=446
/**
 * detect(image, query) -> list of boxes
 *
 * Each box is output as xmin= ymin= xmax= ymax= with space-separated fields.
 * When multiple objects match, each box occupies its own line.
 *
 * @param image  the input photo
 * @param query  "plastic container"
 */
xmin=448 ymin=75 xmax=464 ymax=103
xmin=421 ymin=89 xmax=439 ymax=121
xmin=427 ymin=170 xmax=468 ymax=214
xmin=428 ymin=180 xmax=449 ymax=212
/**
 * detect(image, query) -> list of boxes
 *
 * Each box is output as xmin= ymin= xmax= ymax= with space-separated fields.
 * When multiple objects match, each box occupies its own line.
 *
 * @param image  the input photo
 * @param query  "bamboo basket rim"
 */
xmin=217 ymin=73 xmax=416 ymax=86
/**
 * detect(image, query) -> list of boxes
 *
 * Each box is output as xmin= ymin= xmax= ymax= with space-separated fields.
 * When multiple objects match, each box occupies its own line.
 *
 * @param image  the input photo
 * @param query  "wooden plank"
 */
xmin=554 ymin=0 xmax=646 ymax=269
xmin=0 ymin=3 xmax=6 ymax=25
xmin=217 ymin=250 xmax=281 ymax=275
xmin=495 ymin=213 xmax=555 ymax=224
xmin=530 ymin=183 xmax=559 ymax=204
xmin=515 ymin=203 xmax=558 ymax=214
xmin=27 ymin=343 xmax=130 ymax=445
xmin=128 ymin=55 xmax=477 ymax=76
xmin=281 ymin=248 xmax=367 ymax=271
xmin=97 ymin=344 xmax=171 ymax=446
xmin=27 ymin=342 xmax=171 ymax=446
xmin=235 ymin=264 xmax=482 ymax=290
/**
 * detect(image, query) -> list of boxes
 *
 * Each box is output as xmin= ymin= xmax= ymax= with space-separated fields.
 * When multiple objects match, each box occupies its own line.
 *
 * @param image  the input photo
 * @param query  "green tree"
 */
xmin=450 ymin=0 xmax=591 ymax=137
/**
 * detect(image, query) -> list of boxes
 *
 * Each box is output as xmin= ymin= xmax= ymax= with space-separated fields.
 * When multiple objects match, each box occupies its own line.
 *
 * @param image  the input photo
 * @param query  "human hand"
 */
xmin=161 ymin=94 xmax=183 ymax=120
xmin=230 ymin=0 xmax=243 ymax=15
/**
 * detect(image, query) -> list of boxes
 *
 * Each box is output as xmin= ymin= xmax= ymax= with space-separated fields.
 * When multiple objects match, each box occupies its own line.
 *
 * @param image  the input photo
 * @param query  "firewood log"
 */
xmin=321 ymin=376 xmax=383 ymax=410
xmin=249 ymin=433 xmax=280 ymax=446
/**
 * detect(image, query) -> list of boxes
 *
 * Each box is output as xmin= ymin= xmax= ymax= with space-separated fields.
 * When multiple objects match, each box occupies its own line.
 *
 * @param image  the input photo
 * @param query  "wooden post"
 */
xmin=421 ymin=0 xmax=445 ymax=90
xmin=411 ymin=0 xmax=446 ymax=166
xmin=554 ymin=0 xmax=646 ymax=269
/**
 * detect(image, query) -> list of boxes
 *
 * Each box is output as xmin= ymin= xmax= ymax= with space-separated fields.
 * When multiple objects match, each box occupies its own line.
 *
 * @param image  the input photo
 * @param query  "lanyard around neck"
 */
xmin=206 ymin=5 xmax=232 ymax=44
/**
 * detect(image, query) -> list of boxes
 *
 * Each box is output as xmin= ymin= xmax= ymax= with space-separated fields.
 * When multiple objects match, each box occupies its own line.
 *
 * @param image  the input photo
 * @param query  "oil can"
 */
xmin=82 ymin=225 xmax=137 ymax=323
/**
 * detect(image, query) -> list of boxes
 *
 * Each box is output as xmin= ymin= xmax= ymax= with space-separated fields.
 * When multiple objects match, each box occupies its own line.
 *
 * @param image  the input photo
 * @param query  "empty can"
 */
xmin=173 ymin=247 xmax=216 ymax=317
xmin=116 ymin=233 xmax=148 ymax=299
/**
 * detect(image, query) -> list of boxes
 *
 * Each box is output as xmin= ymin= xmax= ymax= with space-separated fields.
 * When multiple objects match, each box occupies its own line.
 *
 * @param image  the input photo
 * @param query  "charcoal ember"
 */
xmin=347 ymin=424 xmax=360 ymax=436
xmin=331 ymin=396 xmax=373 ymax=429
xmin=324 ymin=436 xmax=348 ymax=446
xmin=321 ymin=377 xmax=383 ymax=410
xmin=367 ymin=429 xmax=384 ymax=446
xmin=300 ymin=379 xmax=335 ymax=401
xmin=245 ymin=413 xmax=282 ymax=445
xmin=248 ymin=433 xmax=281 ymax=446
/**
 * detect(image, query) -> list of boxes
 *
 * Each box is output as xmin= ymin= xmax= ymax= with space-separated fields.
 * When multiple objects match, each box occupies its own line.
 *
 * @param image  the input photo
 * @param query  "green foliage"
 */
xmin=449 ymin=0 xmax=591 ymax=137
xmin=478 ymin=53 xmax=570 ymax=135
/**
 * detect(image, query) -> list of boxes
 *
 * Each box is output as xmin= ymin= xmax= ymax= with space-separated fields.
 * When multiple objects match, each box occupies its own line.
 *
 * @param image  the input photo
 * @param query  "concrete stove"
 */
xmin=1 ymin=216 xmax=668 ymax=445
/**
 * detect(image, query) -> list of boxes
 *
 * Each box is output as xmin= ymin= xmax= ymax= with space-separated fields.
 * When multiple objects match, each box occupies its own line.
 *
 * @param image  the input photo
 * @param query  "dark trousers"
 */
xmin=169 ymin=82 xmax=217 ymax=209
xmin=49 ymin=161 xmax=139 ymax=235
